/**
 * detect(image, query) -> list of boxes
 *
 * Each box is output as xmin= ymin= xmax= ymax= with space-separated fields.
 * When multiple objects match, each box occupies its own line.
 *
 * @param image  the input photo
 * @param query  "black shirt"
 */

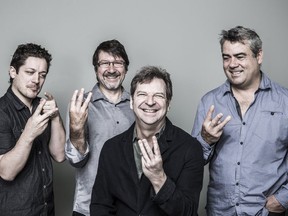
xmin=0 ymin=87 xmax=54 ymax=216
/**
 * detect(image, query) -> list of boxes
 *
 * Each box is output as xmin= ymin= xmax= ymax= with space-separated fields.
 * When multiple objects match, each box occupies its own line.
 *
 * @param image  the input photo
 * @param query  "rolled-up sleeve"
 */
xmin=65 ymin=139 xmax=90 ymax=168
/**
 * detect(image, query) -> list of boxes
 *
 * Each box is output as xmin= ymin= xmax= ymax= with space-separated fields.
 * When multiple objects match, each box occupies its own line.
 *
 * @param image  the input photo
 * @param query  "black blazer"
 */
xmin=90 ymin=118 xmax=204 ymax=216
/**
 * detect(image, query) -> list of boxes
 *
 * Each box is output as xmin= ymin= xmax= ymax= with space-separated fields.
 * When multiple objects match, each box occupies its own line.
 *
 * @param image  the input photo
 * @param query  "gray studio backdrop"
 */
xmin=1 ymin=1 xmax=288 ymax=215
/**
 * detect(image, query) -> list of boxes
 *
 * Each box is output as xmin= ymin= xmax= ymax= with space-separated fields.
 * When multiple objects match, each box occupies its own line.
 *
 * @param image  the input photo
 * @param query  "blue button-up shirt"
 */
xmin=65 ymin=83 xmax=135 ymax=216
xmin=192 ymin=72 xmax=288 ymax=216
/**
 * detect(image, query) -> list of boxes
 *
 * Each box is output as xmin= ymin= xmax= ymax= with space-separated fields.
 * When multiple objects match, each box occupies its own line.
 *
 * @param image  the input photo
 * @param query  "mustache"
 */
xmin=103 ymin=71 xmax=121 ymax=77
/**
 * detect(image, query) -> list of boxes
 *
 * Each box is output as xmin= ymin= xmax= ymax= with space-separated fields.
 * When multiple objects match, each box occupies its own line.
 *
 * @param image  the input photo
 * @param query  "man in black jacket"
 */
xmin=90 ymin=66 xmax=204 ymax=216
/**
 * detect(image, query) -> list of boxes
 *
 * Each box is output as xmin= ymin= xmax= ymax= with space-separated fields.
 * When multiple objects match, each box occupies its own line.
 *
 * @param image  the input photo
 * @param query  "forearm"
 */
xmin=49 ymin=115 xmax=66 ymax=162
xmin=69 ymin=126 xmax=87 ymax=154
xmin=154 ymin=177 xmax=200 ymax=216
xmin=65 ymin=139 xmax=90 ymax=168
xmin=151 ymin=172 xmax=167 ymax=194
xmin=0 ymin=131 xmax=33 ymax=181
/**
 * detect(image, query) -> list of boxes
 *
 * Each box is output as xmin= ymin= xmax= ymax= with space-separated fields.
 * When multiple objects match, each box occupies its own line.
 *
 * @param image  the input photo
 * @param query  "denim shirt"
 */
xmin=192 ymin=72 xmax=288 ymax=216
xmin=65 ymin=83 xmax=135 ymax=216
xmin=0 ymin=87 xmax=54 ymax=216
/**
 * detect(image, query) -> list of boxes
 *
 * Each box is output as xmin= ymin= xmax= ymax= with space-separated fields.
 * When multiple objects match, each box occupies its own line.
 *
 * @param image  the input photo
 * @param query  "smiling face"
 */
xmin=96 ymin=51 xmax=127 ymax=93
xmin=10 ymin=56 xmax=48 ymax=108
xmin=222 ymin=40 xmax=263 ymax=90
xmin=130 ymin=78 xmax=169 ymax=131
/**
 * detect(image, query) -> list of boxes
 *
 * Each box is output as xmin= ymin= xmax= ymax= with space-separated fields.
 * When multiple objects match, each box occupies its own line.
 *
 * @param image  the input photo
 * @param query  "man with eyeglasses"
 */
xmin=65 ymin=39 xmax=135 ymax=216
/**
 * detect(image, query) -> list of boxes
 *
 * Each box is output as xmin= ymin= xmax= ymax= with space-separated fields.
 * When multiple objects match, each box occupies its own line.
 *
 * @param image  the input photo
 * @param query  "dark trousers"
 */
xmin=72 ymin=211 xmax=86 ymax=216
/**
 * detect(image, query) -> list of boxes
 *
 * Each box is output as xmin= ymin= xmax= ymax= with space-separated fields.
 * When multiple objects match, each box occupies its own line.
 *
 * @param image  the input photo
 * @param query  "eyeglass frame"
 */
xmin=97 ymin=60 xmax=126 ymax=69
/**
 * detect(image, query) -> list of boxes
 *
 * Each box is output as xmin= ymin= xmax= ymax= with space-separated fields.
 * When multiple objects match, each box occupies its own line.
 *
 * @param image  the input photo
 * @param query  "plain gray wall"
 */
xmin=1 ymin=1 xmax=288 ymax=215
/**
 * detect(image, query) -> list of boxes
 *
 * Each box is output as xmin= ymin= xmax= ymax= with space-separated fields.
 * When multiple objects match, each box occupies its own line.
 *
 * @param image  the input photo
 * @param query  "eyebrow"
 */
xmin=222 ymin=52 xmax=247 ymax=57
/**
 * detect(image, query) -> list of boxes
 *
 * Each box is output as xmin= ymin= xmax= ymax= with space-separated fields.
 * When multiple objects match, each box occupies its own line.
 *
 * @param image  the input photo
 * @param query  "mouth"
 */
xmin=142 ymin=108 xmax=157 ymax=113
xmin=230 ymin=70 xmax=242 ymax=76
xmin=104 ymin=72 xmax=120 ymax=80
xmin=27 ymin=85 xmax=39 ymax=92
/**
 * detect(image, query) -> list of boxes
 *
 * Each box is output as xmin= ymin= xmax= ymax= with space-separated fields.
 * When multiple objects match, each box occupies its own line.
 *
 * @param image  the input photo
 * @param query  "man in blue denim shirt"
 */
xmin=192 ymin=26 xmax=288 ymax=216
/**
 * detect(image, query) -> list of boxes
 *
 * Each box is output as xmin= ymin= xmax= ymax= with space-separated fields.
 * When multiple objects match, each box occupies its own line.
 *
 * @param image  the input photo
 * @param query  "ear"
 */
xmin=257 ymin=49 xmax=263 ymax=65
xmin=130 ymin=96 xmax=133 ymax=110
xmin=9 ymin=66 xmax=17 ymax=79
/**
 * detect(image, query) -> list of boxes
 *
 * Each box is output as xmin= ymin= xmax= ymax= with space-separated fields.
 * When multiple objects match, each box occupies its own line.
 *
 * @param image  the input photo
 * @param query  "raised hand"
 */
xmin=25 ymin=99 xmax=57 ymax=141
xmin=138 ymin=136 xmax=167 ymax=193
xmin=42 ymin=92 xmax=59 ymax=118
xmin=69 ymin=88 xmax=92 ymax=153
xmin=201 ymin=105 xmax=231 ymax=145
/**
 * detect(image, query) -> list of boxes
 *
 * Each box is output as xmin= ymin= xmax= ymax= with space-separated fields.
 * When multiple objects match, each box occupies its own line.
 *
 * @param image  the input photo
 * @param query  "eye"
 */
xmin=222 ymin=56 xmax=230 ymax=61
xmin=39 ymin=73 xmax=47 ymax=78
xmin=137 ymin=93 xmax=146 ymax=97
xmin=154 ymin=94 xmax=165 ymax=99
xmin=99 ymin=61 xmax=109 ymax=67
xmin=237 ymin=55 xmax=245 ymax=60
xmin=26 ymin=70 xmax=34 ymax=75
xmin=114 ymin=61 xmax=124 ymax=67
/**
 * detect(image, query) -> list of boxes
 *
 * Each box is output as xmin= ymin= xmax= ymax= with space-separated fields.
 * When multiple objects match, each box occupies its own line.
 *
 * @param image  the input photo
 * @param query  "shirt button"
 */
xmin=116 ymin=121 xmax=119 ymax=124
xmin=236 ymin=203 xmax=239 ymax=206
xmin=42 ymin=168 xmax=45 ymax=172
xmin=38 ymin=151 xmax=42 ymax=155
xmin=236 ymin=182 xmax=239 ymax=186
xmin=240 ymin=142 xmax=243 ymax=145
xmin=237 ymin=162 xmax=240 ymax=165
xmin=43 ymin=185 xmax=46 ymax=189
xmin=271 ymin=112 xmax=275 ymax=115
xmin=242 ymin=122 xmax=246 ymax=125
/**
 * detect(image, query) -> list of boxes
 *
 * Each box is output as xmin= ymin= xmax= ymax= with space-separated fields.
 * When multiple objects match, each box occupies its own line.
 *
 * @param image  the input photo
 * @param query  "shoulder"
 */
xmin=201 ymin=82 xmax=227 ymax=100
xmin=101 ymin=124 xmax=134 ymax=152
xmin=166 ymin=120 xmax=202 ymax=151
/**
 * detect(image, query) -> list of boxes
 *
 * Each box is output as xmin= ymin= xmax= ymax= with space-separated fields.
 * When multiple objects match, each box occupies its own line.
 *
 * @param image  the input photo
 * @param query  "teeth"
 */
xmin=143 ymin=109 xmax=156 ymax=113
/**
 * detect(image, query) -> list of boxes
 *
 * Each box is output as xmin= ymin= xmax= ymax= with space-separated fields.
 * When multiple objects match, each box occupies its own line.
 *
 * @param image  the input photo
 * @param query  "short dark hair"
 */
xmin=92 ymin=39 xmax=129 ymax=71
xmin=219 ymin=26 xmax=262 ymax=57
xmin=130 ymin=66 xmax=173 ymax=103
xmin=9 ymin=43 xmax=52 ymax=83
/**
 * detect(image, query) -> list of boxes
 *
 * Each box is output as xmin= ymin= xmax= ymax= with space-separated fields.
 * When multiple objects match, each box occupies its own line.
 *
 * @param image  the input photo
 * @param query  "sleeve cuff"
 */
xmin=274 ymin=189 xmax=288 ymax=209
xmin=65 ymin=139 xmax=89 ymax=164
xmin=152 ymin=177 xmax=175 ymax=204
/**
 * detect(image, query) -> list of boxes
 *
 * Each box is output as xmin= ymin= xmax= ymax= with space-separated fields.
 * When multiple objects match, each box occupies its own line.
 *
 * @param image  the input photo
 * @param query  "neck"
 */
xmin=11 ymin=85 xmax=33 ymax=111
xmin=135 ymin=120 xmax=165 ymax=146
xmin=99 ymin=85 xmax=123 ymax=104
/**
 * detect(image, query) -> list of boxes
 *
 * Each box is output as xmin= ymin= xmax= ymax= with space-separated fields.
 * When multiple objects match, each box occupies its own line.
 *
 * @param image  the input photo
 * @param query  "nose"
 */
xmin=107 ymin=62 xmax=116 ymax=72
xmin=229 ymin=57 xmax=238 ymax=68
xmin=32 ymin=73 xmax=40 ymax=83
xmin=146 ymin=95 xmax=156 ymax=106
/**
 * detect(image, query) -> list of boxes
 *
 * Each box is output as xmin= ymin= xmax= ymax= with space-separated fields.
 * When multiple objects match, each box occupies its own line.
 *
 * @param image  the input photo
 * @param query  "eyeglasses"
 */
xmin=97 ymin=61 xmax=125 ymax=69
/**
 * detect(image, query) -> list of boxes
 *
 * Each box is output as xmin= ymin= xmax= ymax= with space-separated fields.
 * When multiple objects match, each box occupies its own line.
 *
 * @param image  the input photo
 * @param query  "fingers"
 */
xmin=82 ymin=91 xmax=92 ymax=110
xmin=44 ymin=92 xmax=54 ymax=100
xmin=138 ymin=137 xmax=161 ymax=162
xmin=76 ymin=88 xmax=85 ymax=107
xmin=70 ymin=90 xmax=78 ymax=106
xmin=33 ymin=99 xmax=58 ymax=120
xmin=70 ymin=88 xmax=92 ymax=110
xmin=218 ymin=115 xmax=232 ymax=128
xmin=205 ymin=105 xmax=231 ymax=130
xmin=138 ymin=139 xmax=151 ymax=163
xmin=34 ymin=99 xmax=47 ymax=116
xmin=204 ymin=105 xmax=215 ymax=123
xmin=152 ymin=136 xmax=161 ymax=156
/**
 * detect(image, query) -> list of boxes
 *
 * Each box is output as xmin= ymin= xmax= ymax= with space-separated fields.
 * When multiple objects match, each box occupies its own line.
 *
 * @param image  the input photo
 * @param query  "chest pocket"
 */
xmin=253 ymin=110 xmax=288 ymax=146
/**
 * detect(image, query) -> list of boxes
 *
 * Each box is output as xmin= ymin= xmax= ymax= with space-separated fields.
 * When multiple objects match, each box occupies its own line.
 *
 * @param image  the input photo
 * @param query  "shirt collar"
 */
xmin=90 ymin=83 xmax=130 ymax=103
xmin=6 ymin=86 xmax=40 ymax=112
xmin=132 ymin=122 xmax=166 ymax=143
xmin=222 ymin=71 xmax=271 ymax=96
